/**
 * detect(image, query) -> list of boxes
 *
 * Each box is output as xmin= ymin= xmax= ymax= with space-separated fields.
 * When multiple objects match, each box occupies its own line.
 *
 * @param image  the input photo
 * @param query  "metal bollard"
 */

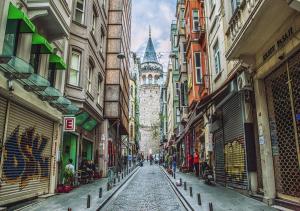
xmin=122 ymin=173 xmax=123 ymax=179
xmin=209 ymin=202 xmax=213 ymax=211
xmin=118 ymin=176 xmax=120 ymax=182
xmin=107 ymin=182 xmax=110 ymax=191
xmin=197 ymin=193 xmax=201 ymax=205
xmin=99 ymin=187 xmax=102 ymax=198
xmin=184 ymin=182 xmax=187 ymax=190
xmin=174 ymin=172 xmax=176 ymax=179
xmin=180 ymin=178 xmax=182 ymax=185
xmin=87 ymin=195 xmax=91 ymax=208
xmin=189 ymin=187 xmax=193 ymax=197
xmin=68 ymin=208 xmax=72 ymax=211
xmin=113 ymin=178 xmax=116 ymax=184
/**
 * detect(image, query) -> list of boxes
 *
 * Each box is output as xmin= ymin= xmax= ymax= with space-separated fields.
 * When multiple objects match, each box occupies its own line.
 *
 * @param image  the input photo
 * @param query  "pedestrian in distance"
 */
xmin=193 ymin=149 xmax=200 ymax=177
xmin=172 ymin=153 xmax=176 ymax=174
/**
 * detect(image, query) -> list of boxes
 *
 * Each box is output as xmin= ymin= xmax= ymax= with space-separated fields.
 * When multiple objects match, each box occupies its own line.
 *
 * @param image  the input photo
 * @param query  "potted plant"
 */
xmin=63 ymin=168 xmax=74 ymax=193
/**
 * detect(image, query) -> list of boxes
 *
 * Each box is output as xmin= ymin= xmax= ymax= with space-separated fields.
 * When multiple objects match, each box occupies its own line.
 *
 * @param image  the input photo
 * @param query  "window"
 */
xmin=183 ymin=43 xmax=187 ymax=63
xmin=48 ymin=68 xmax=56 ymax=87
xmin=130 ymin=124 xmax=134 ymax=139
xmin=142 ymin=75 xmax=146 ymax=84
xmin=92 ymin=6 xmax=97 ymax=34
xmin=97 ymin=75 xmax=102 ymax=105
xmin=194 ymin=52 xmax=202 ymax=84
xmin=231 ymin=0 xmax=241 ymax=14
xmin=100 ymin=27 xmax=105 ymax=53
xmin=130 ymin=85 xmax=133 ymax=97
xmin=176 ymin=107 xmax=181 ymax=124
xmin=192 ymin=10 xmax=199 ymax=31
xmin=213 ymin=41 xmax=221 ymax=74
xmin=148 ymin=75 xmax=153 ymax=84
xmin=69 ymin=51 xmax=81 ymax=86
xmin=3 ymin=22 xmax=19 ymax=56
xmin=175 ymin=82 xmax=180 ymax=96
xmin=87 ymin=61 xmax=93 ymax=93
xmin=30 ymin=53 xmax=41 ymax=74
xmin=74 ymin=0 xmax=85 ymax=24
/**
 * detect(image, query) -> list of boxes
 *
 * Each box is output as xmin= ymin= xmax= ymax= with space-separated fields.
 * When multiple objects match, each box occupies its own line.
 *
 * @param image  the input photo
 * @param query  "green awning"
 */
xmin=82 ymin=119 xmax=97 ymax=131
xmin=76 ymin=112 xmax=89 ymax=126
xmin=7 ymin=3 xmax=35 ymax=33
xmin=31 ymin=33 xmax=53 ymax=54
xmin=49 ymin=54 xmax=67 ymax=70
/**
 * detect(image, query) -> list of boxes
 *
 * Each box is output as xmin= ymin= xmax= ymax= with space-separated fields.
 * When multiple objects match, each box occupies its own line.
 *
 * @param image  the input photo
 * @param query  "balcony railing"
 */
xmin=226 ymin=0 xmax=260 ymax=56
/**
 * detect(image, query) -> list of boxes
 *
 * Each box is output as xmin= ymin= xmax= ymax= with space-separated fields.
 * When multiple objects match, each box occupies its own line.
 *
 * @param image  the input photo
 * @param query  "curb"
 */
xmin=96 ymin=166 xmax=140 ymax=210
xmin=160 ymin=166 xmax=195 ymax=211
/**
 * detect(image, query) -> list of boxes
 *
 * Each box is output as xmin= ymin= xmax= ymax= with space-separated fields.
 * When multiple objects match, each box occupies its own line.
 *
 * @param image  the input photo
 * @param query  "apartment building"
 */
xmin=0 ymin=0 xmax=74 ymax=205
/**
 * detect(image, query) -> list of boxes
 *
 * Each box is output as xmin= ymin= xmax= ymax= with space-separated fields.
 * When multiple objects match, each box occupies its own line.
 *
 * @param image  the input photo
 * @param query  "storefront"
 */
xmin=211 ymin=80 xmax=254 ymax=190
xmin=263 ymin=50 xmax=300 ymax=202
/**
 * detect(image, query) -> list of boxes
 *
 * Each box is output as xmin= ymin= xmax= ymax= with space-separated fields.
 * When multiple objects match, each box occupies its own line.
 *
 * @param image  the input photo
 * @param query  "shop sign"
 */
xmin=63 ymin=116 xmax=76 ymax=132
xmin=263 ymin=27 xmax=294 ymax=62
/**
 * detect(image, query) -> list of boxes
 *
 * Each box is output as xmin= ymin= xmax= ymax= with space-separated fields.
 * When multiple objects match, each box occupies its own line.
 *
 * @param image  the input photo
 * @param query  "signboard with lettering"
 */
xmin=63 ymin=117 xmax=76 ymax=132
xmin=263 ymin=27 xmax=294 ymax=61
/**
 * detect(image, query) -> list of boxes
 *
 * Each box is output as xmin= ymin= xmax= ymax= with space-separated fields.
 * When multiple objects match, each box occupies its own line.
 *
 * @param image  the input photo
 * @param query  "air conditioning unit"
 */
xmin=237 ymin=71 xmax=252 ymax=91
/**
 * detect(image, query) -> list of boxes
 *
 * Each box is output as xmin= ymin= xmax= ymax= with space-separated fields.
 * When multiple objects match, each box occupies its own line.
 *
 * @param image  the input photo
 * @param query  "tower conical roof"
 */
xmin=143 ymin=26 xmax=158 ymax=63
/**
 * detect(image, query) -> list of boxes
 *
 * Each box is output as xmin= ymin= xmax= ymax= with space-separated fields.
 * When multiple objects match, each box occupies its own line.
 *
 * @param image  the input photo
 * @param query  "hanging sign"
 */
xmin=63 ymin=116 xmax=76 ymax=132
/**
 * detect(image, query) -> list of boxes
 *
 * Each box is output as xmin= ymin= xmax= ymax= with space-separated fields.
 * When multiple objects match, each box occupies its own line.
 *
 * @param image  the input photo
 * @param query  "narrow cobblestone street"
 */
xmin=103 ymin=163 xmax=184 ymax=211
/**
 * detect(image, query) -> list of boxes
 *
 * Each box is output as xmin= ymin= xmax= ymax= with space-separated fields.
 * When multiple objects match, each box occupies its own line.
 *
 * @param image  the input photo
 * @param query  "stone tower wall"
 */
xmin=139 ymin=84 xmax=161 ymax=155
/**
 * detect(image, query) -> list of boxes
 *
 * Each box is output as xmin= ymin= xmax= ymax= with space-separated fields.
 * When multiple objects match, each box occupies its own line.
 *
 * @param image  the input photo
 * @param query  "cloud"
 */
xmin=131 ymin=0 xmax=176 ymax=72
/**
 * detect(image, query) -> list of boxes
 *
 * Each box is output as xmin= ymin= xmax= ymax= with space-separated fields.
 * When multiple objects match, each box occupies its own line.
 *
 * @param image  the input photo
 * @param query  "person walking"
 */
xmin=172 ymin=153 xmax=176 ymax=174
xmin=193 ymin=149 xmax=200 ymax=177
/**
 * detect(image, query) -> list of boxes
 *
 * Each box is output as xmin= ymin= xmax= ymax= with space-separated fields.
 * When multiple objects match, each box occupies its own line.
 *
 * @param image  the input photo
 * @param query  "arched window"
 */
xmin=154 ymin=75 xmax=159 ymax=84
xmin=148 ymin=74 xmax=153 ymax=84
xmin=142 ymin=75 xmax=146 ymax=84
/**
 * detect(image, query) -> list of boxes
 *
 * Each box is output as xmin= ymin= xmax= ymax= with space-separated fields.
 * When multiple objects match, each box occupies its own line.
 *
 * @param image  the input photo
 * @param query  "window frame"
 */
xmin=97 ymin=75 xmax=102 ymax=105
xmin=176 ymin=107 xmax=181 ymax=124
xmin=87 ymin=61 xmax=94 ymax=93
xmin=74 ymin=0 xmax=85 ymax=24
xmin=213 ymin=40 xmax=221 ymax=75
xmin=194 ymin=52 xmax=202 ymax=84
xmin=92 ymin=6 xmax=97 ymax=35
xmin=69 ymin=50 xmax=81 ymax=86
xmin=192 ymin=10 xmax=200 ymax=32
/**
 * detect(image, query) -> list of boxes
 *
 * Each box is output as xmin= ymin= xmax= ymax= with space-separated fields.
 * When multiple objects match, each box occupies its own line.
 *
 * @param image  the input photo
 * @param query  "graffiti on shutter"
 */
xmin=223 ymin=94 xmax=248 ymax=189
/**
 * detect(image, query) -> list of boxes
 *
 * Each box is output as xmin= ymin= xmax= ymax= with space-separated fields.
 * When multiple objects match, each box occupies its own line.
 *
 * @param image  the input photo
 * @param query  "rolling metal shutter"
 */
xmin=0 ymin=96 xmax=7 ymax=145
xmin=223 ymin=94 xmax=248 ymax=189
xmin=0 ymin=102 xmax=54 ymax=206
xmin=265 ymin=52 xmax=300 ymax=199
xmin=214 ymin=129 xmax=225 ymax=186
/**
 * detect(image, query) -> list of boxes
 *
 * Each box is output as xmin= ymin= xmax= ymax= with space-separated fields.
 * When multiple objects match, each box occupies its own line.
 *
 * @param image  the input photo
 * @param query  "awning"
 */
xmin=76 ymin=112 xmax=89 ymax=126
xmin=31 ymin=33 xmax=53 ymax=54
xmin=66 ymin=104 xmax=79 ymax=114
xmin=7 ymin=3 xmax=35 ymax=33
xmin=38 ymin=86 xmax=62 ymax=101
xmin=82 ymin=119 xmax=97 ymax=131
xmin=20 ymin=73 xmax=50 ymax=91
xmin=49 ymin=54 xmax=67 ymax=70
xmin=0 ymin=56 xmax=33 ymax=79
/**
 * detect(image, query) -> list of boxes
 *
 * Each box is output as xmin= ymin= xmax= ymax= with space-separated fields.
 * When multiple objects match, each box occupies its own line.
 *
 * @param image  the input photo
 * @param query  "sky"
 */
xmin=131 ymin=0 xmax=177 ymax=72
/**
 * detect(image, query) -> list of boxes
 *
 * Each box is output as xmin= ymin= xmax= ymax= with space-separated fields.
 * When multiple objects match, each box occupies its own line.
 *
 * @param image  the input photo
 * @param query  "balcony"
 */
xmin=27 ymin=0 xmax=71 ymax=40
xmin=226 ymin=0 xmax=295 ymax=60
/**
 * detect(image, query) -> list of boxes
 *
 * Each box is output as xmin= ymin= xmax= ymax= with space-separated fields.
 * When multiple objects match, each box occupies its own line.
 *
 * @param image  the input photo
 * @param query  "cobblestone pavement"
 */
xmin=103 ymin=163 xmax=185 ymax=211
